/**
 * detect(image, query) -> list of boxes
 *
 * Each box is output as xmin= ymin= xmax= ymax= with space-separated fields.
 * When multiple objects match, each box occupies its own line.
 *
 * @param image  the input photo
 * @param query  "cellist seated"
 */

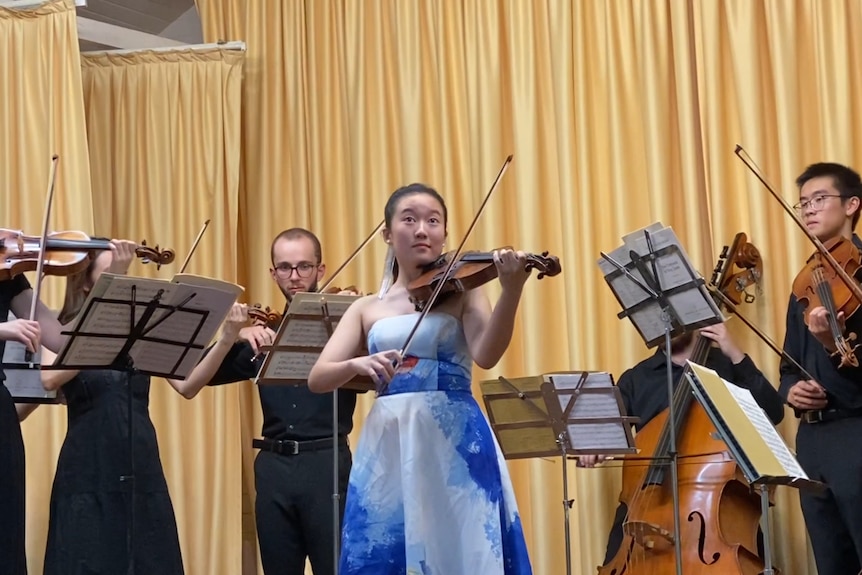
xmin=579 ymin=321 xmax=785 ymax=567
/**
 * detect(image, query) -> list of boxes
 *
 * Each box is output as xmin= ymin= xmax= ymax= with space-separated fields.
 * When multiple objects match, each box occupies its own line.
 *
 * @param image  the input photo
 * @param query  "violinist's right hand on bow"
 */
xmin=0 ymin=318 xmax=41 ymax=353
xmin=239 ymin=324 xmax=276 ymax=355
xmin=787 ymin=379 xmax=828 ymax=411
xmin=349 ymin=349 xmax=403 ymax=386
xmin=807 ymin=305 xmax=846 ymax=353
xmin=107 ymin=239 xmax=138 ymax=275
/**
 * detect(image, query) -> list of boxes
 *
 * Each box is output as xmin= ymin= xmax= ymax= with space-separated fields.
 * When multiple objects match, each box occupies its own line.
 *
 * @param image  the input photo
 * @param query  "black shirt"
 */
xmin=207 ymin=339 xmax=358 ymax=441
xmin=618 ymin=346 xmax=785 ymax=431
xmin=779 ymin=234 xmax=862 ymax=410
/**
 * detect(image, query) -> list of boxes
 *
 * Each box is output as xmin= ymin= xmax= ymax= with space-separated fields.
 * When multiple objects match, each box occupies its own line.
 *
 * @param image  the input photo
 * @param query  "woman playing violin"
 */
xmin=0 ymin=245 xmax=85 ymax=573
xmin=37 ymin=239 xmax=248 ymax=575
xmin=308 ymin=183 xmax=534 ymax=574
xmin=781 ymin=162 xmax=862 ymax=575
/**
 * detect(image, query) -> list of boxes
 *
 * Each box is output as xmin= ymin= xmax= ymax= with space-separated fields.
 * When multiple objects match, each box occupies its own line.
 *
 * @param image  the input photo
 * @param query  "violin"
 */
xmin=407 ymin=250 xmax=562 ymax=311
xmin=0 ymin=229 xmax=175 ymax=281
xmin=791 ymin=236 xmax=862 ymax=366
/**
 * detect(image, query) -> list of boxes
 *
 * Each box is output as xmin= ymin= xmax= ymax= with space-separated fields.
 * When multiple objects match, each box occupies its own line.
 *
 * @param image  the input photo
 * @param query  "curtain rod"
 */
xmin=82 ymin=41 xmax=246 ymax=57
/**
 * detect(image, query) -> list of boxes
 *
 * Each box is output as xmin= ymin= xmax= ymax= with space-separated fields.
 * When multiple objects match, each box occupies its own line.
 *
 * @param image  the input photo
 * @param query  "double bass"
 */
xmin=600 ymin=233 xmax=776 ymax=575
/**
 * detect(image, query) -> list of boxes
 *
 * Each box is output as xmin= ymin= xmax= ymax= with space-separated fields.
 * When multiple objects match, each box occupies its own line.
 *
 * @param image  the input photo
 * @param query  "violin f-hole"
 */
xmin=687 ymin=510 xmax=720 ymax=565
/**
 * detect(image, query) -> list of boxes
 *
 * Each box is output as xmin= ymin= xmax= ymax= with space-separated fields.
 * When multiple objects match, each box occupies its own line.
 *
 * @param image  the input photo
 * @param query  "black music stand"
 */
xmin=255 ymin=291 xmax=369 ymax=572
xmin=481 ymin=371 xmax=638 ymax=575
xmin=45 ymin=272 xmax=238 ymax=575
xmin=687 ymin=362 xmax=824 ymax=575
xmin=597 ymin=222 xmax=724 ymax=575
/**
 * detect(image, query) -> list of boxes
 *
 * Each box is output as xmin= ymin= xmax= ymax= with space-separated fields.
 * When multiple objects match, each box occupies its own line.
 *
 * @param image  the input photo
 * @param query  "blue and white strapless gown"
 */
xmin=339 ymin=312 xmax=532 ymax=575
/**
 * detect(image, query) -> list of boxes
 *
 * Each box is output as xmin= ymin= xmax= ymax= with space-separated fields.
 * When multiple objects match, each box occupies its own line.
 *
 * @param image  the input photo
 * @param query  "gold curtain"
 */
xmin=0 ymin=1 xmax=91 ymax=570
xmin=195 ymin=1 xmax=862 ymax=574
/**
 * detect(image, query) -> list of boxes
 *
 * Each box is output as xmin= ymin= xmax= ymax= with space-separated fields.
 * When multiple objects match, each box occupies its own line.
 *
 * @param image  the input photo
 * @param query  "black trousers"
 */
xmin=796 ymin=416 xmax=862 ymax=575
xmin=254 ymin=444 xmax=351 ymax=575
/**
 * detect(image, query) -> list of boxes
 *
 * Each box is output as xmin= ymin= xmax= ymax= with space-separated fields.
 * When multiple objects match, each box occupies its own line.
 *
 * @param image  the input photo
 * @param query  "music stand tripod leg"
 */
xmin=661 ymin=310 xmax=684 ymax=575
xmin=558 ymin=433 xmax=573 ymax=575
xmin=759 ymin=485 xmax=775 ymax=575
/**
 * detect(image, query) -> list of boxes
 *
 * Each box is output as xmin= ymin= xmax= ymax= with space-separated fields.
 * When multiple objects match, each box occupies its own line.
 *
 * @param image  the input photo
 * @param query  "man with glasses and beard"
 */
xmin=207 ymin=228 xmax=359 ymax=575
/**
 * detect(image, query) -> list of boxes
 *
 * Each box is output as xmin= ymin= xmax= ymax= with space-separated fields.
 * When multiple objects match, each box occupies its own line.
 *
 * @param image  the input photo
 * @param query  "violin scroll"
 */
xmin=249 ymin=304 xmax=282 ymax=328
xmin=135 ymin=240 xmax=175 ymax=269
xmin=710 ymin=232 xmax=763 ymax=306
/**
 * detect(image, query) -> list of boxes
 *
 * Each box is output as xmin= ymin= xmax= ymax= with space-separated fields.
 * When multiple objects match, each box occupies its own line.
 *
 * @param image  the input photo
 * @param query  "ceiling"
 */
xmin=77 ymin=0 xmax=202 ymax=51
xmin=0 ymin=0 xmax=203 ymax=52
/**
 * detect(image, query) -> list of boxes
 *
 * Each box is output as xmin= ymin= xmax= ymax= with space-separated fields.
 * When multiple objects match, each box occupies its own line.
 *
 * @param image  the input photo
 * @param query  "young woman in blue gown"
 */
xmin=310 ymin=184 xmax=534 ymax=575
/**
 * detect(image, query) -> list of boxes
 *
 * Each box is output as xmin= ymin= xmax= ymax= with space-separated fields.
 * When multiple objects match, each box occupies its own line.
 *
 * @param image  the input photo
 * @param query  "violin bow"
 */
xmin=318 ymin=220 xmax=384 ymax=293
xmin=710 ymin=288 xmax=817 ymax=381
xmin=25 ymin=155 xmax=60 ymax=366
xmin=178 ymin=219 xmax=211 ymax=274
xmin=398 ymin=155 xmax=513 ymax=359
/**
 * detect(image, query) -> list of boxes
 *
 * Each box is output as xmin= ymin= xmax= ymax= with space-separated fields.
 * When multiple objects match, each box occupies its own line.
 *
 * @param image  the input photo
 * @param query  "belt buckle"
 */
xmin=804 ymin=410 xmax=824 ymax=424
xmin=286 ymin=440 xmax=300 ymax=455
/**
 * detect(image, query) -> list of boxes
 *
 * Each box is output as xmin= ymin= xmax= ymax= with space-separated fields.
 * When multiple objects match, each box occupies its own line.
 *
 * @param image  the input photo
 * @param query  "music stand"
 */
xmin=687 ymin=362 xmax=824 ymax=575
xmin=45 ymin=272 xmax=240 ymax=575
xmin=3 ymin=311 xmax=58 ymax=404
xmin=597 ymin=222 xmax=724 ymax=575
xmin=481 ymin=371 xmax=638 ymax=575
xmin=255 ymin=291 xmax=370 ymax=572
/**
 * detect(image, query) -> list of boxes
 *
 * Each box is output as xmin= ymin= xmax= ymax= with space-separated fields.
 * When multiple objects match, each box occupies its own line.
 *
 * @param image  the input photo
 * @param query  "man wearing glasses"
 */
xmin=781 ymin=163 xmax=862 ymax=575
xmin=208 ymin=228 xmax=359 ymax=575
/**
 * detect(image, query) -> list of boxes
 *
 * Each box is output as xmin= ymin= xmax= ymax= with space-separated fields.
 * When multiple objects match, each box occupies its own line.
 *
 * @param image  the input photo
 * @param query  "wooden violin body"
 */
xmin=792 ymin=236 xmax=862 ymax=366
xmin=0 ymin=229 xmax=174 ymax=280
xmin=407 ymin=250 xmax=561 ymax=311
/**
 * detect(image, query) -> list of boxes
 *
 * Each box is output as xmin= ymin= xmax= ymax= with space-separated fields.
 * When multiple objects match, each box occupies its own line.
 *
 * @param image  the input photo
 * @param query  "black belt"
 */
xmin=252 ymin=436 xmax=347 ymax=456
xmin=801 ymin=407 xmax=862 ymax=424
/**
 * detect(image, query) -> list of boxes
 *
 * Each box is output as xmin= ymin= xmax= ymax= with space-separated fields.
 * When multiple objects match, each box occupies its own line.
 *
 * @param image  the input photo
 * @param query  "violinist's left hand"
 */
xmin=493 ymin=249 xmax=530 ymax=293
xmin=107 ymin=239 xmax=138 ymax=275
xmin=221 ymin=303 xmax=249 ymax=342
xmin=808 ymin=306 xmax=843 ymax=353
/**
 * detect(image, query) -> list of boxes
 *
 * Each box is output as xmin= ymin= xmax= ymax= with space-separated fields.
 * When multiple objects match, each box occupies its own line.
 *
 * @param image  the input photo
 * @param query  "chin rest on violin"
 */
xmin=0 ymin=229 xmax=174 ymax=280
xmin=407 ymin=250 xmax=562 ymax=311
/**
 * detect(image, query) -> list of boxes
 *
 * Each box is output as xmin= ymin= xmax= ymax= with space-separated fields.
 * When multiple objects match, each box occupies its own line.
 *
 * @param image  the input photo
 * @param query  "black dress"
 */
xmin=0 ymin=274 xmax=32 ymax=575
xmin=43 ymin=370 xmax=184 ymax=575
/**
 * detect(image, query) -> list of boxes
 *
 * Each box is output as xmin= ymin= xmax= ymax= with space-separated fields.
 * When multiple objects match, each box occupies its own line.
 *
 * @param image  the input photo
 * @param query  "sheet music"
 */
xmin=598 ymin=223 xmax=723 ymax=346
xmin=257 ymin=351 xmax=319 ymax=381
xmin=688 ymin=361 xmax=809 ymax=482
xmin=544 ymin=372 xmax=633 ymax=452
xmin=54 ymin=273 xmax=241 ymax=379
xmin=279 ymin=319 xmax=337 ymax=348
xmin=723 ymin=382 xmax=809 ymax=479
xmin=2 ymin=313 xmax=55 ymax=401
xmin=257 ymin=292 xmax=360 ymax=384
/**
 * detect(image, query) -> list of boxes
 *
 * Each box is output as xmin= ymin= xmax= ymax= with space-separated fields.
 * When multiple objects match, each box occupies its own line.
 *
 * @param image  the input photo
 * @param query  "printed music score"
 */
xmin=687 ymin=361 xmax=811 ymax=485
xmin=55 ymin=272 xmax=242 ymax=379
xmin=598 ymin=222 xmax=724 ymax=347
